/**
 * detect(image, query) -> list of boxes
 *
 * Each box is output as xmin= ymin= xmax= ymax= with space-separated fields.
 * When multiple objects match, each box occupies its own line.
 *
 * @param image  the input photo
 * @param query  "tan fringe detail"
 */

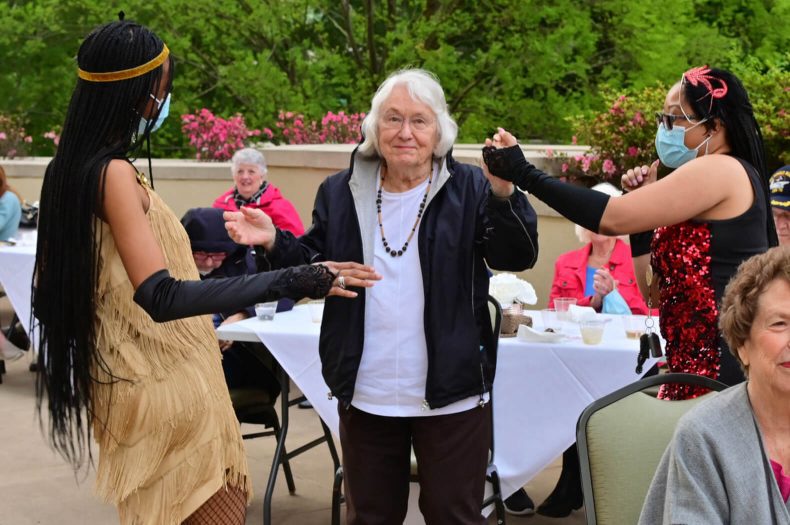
xmin=89 ymin=190 xmax=250 ymax=524
xmin=115 ymin=436 xmax=252 ymax=525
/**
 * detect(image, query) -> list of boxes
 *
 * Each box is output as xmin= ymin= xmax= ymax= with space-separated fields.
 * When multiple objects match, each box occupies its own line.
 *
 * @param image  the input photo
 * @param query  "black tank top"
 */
xmin=651 ymin=158 xmax=770 ymax=399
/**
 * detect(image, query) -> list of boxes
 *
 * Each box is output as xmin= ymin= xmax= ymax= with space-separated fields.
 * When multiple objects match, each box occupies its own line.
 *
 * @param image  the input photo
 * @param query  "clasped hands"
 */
xmin=223 ymin=207 xmax=381 ymax=298
xmin=590 ymin=267 xmax=617 ymax=311
xmin=481 ymin=127 xmax=520 ymax=198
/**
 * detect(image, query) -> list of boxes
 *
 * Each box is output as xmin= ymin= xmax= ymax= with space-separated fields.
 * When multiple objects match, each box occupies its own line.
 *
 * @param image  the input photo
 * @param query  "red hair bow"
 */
xmin=683 ymin=66 xmax=728 ymax=110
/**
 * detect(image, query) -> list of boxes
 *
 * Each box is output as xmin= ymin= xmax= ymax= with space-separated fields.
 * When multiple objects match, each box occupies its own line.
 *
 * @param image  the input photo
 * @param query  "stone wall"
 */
xmin=2 ymin=144 xmax=591 ymax=309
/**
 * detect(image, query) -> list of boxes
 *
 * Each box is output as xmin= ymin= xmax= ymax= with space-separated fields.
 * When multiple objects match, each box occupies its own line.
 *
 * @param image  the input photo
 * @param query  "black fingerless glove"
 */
xmin=134 ymin=265 xmax=335 ymax=322
xmin=482 ymin=145 xmax=611 ymax=233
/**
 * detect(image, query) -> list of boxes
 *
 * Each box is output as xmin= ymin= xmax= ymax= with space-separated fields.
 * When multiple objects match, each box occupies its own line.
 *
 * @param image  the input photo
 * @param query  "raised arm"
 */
xmin=483 ymin=129 xmax=752 ymax=236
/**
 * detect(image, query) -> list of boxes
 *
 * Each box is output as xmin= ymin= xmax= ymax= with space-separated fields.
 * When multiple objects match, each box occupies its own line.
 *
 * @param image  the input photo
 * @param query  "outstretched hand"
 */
xmin=481 ymin=127 xmax=518 ymax=198
xmin=322 ymin=261 xmax=382 ymax=298
xmin=224 ymin=207 xmax=276 ymax=250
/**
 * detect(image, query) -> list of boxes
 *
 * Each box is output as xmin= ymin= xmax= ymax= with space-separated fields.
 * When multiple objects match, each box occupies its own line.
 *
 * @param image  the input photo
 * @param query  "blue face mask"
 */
xmin=654 ymin=119 xmax=711 ymax=169
xmin=137 ymin=93 xmax=171 ymax=136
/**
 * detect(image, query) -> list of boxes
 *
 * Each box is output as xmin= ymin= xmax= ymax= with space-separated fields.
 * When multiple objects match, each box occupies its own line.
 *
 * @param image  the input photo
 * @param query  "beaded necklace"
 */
xmin=376 ymin=169 xmax=432 ymax=257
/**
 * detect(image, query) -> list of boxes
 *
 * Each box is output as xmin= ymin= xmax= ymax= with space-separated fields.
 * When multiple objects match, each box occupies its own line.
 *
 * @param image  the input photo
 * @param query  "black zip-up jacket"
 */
xmin=257 ymin=149 xmax=538 ymax=409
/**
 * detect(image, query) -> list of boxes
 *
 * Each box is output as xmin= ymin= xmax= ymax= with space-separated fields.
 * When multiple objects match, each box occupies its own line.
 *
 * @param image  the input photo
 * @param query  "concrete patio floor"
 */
xmin=1 ymin=354 xmax=585 ymax=525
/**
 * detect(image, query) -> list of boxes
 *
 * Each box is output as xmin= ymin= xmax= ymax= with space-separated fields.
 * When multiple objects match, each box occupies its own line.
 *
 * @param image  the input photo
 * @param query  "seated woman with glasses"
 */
xmin=483 ymin=66 xmax=777 ymax=403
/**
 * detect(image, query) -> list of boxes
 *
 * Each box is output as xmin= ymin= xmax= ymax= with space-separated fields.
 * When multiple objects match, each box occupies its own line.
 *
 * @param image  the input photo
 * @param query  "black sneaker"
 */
xmin=504 ymin=488 xmax=535 ymax=516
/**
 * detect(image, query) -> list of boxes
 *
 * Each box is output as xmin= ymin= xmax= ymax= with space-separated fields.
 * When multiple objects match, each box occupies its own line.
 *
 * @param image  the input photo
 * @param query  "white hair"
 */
xmin=231 ymin=148 xmax=267 ymax=174
xmin=575 ymin=183 xmax=623 ymax=243
xmin=358 ymin=68 xmax=458 ymax=158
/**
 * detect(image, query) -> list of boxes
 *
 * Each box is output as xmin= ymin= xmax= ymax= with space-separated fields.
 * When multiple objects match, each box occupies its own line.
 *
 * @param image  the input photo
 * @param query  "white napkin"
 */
xmin=569 ymin=304 xmax=597 ymax=323
xmin=517 ymin=324 xmax=565 ymax=343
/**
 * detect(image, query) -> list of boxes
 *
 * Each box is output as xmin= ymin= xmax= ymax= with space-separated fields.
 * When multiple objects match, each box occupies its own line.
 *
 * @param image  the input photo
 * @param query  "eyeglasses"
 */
xmin=193 ymin=251 xmax=228 ymax=261
xmin=655 ymin=112 xmax=698 ymax=131
xmin=380 ymin=113 xmax=435 ymax=132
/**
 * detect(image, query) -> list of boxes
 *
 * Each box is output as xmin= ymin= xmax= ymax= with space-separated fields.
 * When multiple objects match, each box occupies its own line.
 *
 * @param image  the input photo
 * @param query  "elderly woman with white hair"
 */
xmin=225 ymin=68 xmax=538 ymax=523
xmin=549 ymin=182 xmax=648 ymax=316
xmin=213 ymin=147 xmax=304 ymax=235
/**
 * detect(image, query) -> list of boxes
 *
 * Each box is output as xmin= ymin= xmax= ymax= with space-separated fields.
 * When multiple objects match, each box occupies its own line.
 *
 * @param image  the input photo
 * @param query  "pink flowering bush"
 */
xmin=0 ymin=115 xmax=33 ymax=158
xmin=736 ymin=66 xmax=789 ymax=169
xmin=274 ymin=110 xmax=365 ymax=144
xmin=43 ymin=130 xmax=60 ymax=147
xmin=181 ymin=108 xmax=271 ymax=161
xmin=551 ymin=86 xmax=666 ymax=187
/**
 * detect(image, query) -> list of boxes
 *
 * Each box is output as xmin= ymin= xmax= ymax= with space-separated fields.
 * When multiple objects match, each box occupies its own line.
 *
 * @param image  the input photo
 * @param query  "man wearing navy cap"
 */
xmin=181 ymin=207 xmax=282 ymax=401
xmin=769 ymin=165 xmax=790 ymax=246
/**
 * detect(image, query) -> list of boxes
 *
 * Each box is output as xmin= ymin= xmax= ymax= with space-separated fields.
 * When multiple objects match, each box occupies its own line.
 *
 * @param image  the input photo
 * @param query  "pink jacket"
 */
xmin=213 ymin=184 xmax=305 ymax=236
xmin=549 ymin=239 xmax=648 ymax=314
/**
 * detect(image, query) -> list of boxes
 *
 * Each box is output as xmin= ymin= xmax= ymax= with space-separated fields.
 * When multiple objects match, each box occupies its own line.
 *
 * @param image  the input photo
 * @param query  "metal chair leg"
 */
xmin=331 ymin=466 xmax=344 ymax=525
xmin=321 ymin=419 xmax=341 ymax=474
xmin=263 ymin=369 xmax=292 ymax=525
xmin=271 ymin=418 xmax=296 ymax=493
xmin=490 ymin=469 xmax=506 ymax=525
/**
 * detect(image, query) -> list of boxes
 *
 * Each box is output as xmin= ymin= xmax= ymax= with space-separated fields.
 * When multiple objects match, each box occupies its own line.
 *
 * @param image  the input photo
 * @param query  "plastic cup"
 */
xmin=255 ymin=301 xmax=278 ymax=321
xmin=554 ymin=297 xmax=577 ymax=321
xmin=540 ymin=308 xmax=562 ymax=332
xmin=624 ymin=315 xmax=648 ymax=340
xmin=502 ymin=302 xmax=523 ymax=316
xmin=308 ymin=300 xmax=325 ymax=323
xmin=580 ymin=319 xmax=606 ymax=345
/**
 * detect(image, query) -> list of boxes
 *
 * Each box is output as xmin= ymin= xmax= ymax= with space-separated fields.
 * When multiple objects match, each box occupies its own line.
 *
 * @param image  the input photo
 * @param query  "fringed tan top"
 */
xmin=91 ymin=183 xmax=251 ymax=524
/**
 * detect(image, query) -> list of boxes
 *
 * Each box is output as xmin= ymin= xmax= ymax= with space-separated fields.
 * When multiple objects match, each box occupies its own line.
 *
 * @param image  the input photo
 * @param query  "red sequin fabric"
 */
xmin=651 ymin=222 xmax=718 ymax=400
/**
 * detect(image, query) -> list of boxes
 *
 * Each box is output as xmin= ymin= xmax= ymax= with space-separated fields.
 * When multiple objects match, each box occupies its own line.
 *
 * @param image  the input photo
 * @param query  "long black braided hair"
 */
xmin=682 ymin=67 xmax=779 ymax=247
xmin=33 ymin=19 xmax=172 ymax=468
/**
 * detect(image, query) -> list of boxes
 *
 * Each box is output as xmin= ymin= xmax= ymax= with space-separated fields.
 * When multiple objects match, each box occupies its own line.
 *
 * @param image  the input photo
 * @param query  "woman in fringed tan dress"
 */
xmin=33 ymin=19 xmax=378 ymax=525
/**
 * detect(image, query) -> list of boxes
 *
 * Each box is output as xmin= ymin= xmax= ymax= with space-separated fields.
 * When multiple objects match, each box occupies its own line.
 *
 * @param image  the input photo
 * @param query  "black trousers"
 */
xmin=338 ymin=403 xmax=490 ymax=525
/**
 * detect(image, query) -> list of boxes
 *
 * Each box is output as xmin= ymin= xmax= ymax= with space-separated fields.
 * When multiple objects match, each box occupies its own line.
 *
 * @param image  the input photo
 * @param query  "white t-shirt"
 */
xmin=352 ymin=168 xmax=484 ymax=417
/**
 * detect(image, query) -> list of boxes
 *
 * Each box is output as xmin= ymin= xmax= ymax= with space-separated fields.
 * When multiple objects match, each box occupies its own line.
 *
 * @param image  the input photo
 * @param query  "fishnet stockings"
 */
xmin=182 ymin=485 xmax=247 ymax=525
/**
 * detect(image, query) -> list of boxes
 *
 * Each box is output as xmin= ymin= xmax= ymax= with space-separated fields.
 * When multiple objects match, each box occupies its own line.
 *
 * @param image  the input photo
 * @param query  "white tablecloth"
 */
xmin=0 ymin=244 xmax=37 ymax=335
xmin=217 ymin=306 xmax=657 ymax=503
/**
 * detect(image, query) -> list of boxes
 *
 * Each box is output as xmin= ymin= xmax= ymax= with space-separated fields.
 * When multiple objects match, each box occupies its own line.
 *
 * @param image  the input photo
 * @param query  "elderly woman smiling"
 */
xmin=213 ymin=147 xmax=304 ymax=235
xmin=226 ymin=68 xmax=538 ymax=523
xmin=640 ymin=245 xmax=790 ymax=524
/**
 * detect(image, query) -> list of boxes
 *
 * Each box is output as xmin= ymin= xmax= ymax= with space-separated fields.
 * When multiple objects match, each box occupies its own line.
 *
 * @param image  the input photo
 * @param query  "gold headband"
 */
xmin=78 ymin=44 xmax=169 ymax=82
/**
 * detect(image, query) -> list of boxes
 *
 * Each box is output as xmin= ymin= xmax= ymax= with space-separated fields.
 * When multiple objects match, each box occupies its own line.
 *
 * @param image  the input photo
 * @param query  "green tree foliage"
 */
xmin=0 ymin=0 xmax=787 ymax=159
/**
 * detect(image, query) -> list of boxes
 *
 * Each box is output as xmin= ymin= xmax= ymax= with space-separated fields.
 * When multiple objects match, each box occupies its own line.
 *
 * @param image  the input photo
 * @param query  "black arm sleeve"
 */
xmin=133 ymin=265 xmax=334 ymax=323
xmin=629 ymin=231 xmax=654 ymax=257
xmin=483 ymin=145 xmax=610 ymax=233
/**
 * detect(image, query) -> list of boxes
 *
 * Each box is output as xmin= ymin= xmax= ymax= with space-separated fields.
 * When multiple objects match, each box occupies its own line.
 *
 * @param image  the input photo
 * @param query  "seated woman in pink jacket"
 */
xmin=549 ymin=182 xmax=648 ymax=315
xmin=213 ymin=148 xmax=305 ymax=236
